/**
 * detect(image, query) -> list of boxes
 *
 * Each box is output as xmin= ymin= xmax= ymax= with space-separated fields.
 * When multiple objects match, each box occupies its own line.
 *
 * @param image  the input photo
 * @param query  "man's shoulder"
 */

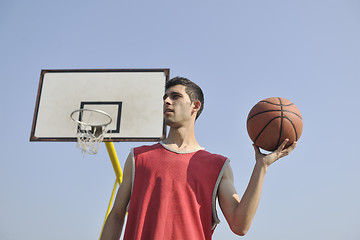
xmin=198 ymin=147 xmax=227 ymax=158
xmin=133 ymin=142 xmax=162 ymax=155
xmin=197 ymin=149 xmax=228 ymax=162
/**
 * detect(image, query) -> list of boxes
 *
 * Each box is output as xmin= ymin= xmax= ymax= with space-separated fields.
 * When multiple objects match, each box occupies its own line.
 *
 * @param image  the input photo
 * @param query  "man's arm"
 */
xmin=100 ymin=152 xmax=133 ymax=240
xmin=218 ymin=139 xmax=296 ymax=236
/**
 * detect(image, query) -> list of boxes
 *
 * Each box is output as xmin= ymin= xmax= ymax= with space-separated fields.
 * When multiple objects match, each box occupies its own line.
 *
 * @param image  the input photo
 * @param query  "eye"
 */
xmin=172 ymin=93 xmax=182 ymax=99
xmin=172 ymin=94 xmax=180 ymax=99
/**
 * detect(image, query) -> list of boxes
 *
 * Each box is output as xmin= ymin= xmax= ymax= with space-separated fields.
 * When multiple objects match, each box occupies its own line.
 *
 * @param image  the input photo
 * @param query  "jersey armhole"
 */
xmin=211 ymin=158 xmax=230 ymax=230
xmin=126 ymin=148 xmax=135 ymax=212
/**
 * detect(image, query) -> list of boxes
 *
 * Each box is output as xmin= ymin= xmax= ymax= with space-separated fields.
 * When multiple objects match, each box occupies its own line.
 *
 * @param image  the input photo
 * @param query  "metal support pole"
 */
xmin=105 ymin=142 xmax=123 ymax=184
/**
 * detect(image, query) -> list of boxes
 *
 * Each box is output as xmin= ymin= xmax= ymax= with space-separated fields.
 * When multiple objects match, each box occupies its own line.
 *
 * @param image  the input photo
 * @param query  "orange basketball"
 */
xmin=247 ymin=97 xmax=303 ymax=151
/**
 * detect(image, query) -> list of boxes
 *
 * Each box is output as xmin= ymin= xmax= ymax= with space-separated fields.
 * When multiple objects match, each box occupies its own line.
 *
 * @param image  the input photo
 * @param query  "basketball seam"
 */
xmin=247 ymin=109 xmax=302 ymax=122
xmin=276 ymin=97 xmax=284 ymax=148
xmin=247 ymin=110 xmax=280 ymax=122
xmin=284 ymin=116 xmax=298 ymax=141
xmin=260 ymin=100 xmax=294 ymax=107
xmin=254 ymin=116 xmax=282 ymax=146
xmin=284 ymin=110 xmax=302 ymax=120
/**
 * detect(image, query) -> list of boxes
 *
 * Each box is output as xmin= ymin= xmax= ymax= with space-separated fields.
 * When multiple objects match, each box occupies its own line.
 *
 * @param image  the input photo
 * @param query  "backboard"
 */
xmin=30 ymin=69 xmax=169 ymax=142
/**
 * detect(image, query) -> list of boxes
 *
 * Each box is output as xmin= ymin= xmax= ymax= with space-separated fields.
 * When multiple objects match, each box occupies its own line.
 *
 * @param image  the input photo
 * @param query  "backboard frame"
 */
xmin=30 ymin=69 xmax=169 ymax=142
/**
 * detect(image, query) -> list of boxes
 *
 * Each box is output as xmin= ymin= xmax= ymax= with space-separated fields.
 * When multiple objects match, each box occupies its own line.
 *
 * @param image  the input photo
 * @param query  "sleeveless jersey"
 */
xmin=123 ymin=142 xmax=229 ymax=240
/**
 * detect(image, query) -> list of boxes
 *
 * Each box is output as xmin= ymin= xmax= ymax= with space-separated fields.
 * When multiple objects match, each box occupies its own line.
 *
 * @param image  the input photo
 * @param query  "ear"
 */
xmin=192 ymin=100 xmax=201 ymax=114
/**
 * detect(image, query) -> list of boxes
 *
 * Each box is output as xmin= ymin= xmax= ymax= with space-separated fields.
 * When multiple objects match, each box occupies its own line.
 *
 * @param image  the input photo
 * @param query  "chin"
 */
xmin=165 ymin=119 xmax=175 ymax=126
xmin=165 ymin=119 xmax=180 ymax=128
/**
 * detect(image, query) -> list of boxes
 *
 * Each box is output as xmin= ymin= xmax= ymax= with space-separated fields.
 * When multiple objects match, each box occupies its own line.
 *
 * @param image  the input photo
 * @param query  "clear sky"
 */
xmin=1 ymin=0 xmax=360 ymax=239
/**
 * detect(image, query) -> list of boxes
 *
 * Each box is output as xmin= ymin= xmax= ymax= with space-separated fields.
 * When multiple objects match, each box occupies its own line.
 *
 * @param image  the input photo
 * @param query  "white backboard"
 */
xmin=30 ymin=69 xmax=169 ymax=142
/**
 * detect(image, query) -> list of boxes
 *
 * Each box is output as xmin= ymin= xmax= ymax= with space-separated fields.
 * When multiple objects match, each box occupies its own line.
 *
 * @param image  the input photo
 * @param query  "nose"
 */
xmin=164 ymin=96 xmax=171 ymax=105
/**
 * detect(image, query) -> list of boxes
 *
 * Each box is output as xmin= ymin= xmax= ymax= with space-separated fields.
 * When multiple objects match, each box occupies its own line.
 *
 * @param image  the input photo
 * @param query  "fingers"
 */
xmin=286 ymin=141 xmax=297 ymax=153
xmin=253 ymin=140 xmax=297 ymax=161
xmin=283 ymin=140 xmax=297 ymax=152
xmin=278 ymin=140 xmax=297 ymax=158
xmin=277 ymin=138 xmax=289 ymax=152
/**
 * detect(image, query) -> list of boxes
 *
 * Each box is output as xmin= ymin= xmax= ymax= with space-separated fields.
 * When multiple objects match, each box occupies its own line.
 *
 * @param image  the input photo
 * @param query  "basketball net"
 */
xmin=76 ymin=125 xmax=109 ymax=155
xmin=70 ymin=109 xmax=112 ymax=155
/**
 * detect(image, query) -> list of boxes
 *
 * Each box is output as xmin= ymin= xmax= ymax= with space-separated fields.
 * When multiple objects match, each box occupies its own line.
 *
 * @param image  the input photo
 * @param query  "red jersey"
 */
xmin=123 ymin=142 xmax=229 ymax=240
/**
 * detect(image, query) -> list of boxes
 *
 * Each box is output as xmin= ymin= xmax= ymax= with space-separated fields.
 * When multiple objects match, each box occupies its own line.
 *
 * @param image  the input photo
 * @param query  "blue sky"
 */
xmin=1 ymin=0 xmax=360 ymax=239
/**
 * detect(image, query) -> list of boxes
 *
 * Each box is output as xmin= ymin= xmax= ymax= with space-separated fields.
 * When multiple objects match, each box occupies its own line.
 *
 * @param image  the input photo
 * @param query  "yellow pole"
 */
xmin=100 ymin=142 xmax=123 ymax=240
xmin=105 ymin=142 xmax=123 ymax=184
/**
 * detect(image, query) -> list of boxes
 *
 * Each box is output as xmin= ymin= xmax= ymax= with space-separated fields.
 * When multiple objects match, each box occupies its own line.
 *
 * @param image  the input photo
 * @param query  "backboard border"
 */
xmin=30 ymin=68 xmax=169 ymax=142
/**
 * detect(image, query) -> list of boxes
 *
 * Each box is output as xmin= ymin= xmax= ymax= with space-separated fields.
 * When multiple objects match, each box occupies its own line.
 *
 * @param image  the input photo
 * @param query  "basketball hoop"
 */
xmin=70 ymin=109 xmax=112 ymax=155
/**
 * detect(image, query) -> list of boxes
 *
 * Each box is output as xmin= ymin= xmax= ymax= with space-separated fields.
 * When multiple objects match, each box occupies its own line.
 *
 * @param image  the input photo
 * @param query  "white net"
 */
xmin=70 ymin=109 xmax=112 ymax=155
xmin=76 ymin=125 xmax=109 ymax=155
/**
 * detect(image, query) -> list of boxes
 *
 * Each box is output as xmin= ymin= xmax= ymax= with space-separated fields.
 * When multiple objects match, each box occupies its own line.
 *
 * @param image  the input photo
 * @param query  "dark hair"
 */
xmin=165 ymin=76 xmax=204 ymax=119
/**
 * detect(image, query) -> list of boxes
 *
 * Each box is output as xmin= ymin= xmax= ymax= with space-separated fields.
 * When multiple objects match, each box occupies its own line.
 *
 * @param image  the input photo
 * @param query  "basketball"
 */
xmin=247 ymin=97 xmax=303 ymax=151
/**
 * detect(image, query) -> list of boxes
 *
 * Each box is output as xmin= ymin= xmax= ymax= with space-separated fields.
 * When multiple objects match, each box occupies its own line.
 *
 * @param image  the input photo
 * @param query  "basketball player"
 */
xmin=100 ymin=77 xmax=296 ymax=239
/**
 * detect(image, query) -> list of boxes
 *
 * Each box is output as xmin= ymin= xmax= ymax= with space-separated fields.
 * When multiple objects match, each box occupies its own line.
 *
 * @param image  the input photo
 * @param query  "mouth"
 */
xmin=164 ymin=109 xmax=174 ymax=114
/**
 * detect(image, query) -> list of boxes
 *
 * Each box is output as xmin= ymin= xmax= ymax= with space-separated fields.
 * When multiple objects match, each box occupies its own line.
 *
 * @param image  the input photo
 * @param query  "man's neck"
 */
xmin=162 ymin=126 xmax=201 ymax=152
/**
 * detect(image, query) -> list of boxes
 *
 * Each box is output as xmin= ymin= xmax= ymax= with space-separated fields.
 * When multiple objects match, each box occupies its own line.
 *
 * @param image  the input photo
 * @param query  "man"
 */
xmin=100 ymin=77 xmax=296 ymax=239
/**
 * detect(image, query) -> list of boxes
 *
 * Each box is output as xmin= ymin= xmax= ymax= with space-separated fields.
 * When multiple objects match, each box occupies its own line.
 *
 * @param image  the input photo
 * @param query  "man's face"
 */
xmin=163 ymin=85 xmax=196 ymax=127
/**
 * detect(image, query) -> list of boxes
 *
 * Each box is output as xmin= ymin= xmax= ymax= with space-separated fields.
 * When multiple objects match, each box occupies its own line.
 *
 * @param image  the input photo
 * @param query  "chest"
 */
xmin=134 ymin=150 xmax=222 ymax=190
